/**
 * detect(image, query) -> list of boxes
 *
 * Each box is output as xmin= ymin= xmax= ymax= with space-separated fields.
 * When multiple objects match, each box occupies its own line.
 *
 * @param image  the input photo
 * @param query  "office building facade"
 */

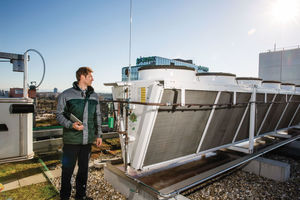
xmin=122 ymin=56 xmax=209 ymax=81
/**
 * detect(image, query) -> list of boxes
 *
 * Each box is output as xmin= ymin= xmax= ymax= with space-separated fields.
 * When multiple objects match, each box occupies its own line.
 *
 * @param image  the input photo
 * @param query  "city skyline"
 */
xmin=1 ymin=0 xmax=299 ymax=92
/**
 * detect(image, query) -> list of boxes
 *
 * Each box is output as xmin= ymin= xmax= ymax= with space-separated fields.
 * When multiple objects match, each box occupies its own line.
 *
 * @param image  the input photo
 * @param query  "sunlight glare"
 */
xmin=271 ymin=0 xmax=299 ymax=24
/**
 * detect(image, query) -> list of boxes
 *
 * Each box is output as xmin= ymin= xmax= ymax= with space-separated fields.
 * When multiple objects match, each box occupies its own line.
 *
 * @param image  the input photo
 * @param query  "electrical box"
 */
xmin=0 ymin=98 xmax=34 ymax=163
xmin=12 ymin=59 xmax=24 ymax=72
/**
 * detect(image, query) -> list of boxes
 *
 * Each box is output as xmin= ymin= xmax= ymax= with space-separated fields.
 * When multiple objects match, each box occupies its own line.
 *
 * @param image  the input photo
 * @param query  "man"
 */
xmin=56 ymin=67 xmax=102 ymax=200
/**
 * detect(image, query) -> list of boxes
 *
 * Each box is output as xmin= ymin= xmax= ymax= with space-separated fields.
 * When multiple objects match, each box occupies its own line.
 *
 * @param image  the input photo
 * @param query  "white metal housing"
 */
xmin=0 ymin=98 xmax=34 ymax=163
xmin=108 ymin=66 xmax=300 ymax=171
xmin=259 ymin=47 xmax=300 ymax=84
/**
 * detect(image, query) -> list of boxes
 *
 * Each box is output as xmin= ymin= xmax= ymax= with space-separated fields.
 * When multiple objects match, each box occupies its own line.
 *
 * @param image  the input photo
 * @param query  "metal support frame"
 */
xmin=0 ymin=52 xmax=24 ymax=60
xmin=288 ymin=104 xmax=300 ymax=127
xmin=256 ymin=94 xmax=277 ymax=136
xmin=1 ymin=50 xmax=45 ymax=99
xmin=264 ymin=93 xmax=267 ymax=103
xmin=269 ymin=133 xmax=291 ymax=139
xmin=233 ymin=91 xmax=236 ymax=105
xmin=19 ymin=114 xmax=24 ymax=156
xmin=105 ymin=132 xmax=300 ymax=200
xmin=196 ymin=91 xmax=221 ymax=153
xmin=248 ymin=87 xmax=256 ymax=153
xmin=232 ymin=103 xmax=249 ymax=143
xmin=227 ymin=145 xmax=250 ymax=154
xmin=156 ymin=133 xmax=300 ymax=198
xmin=0 ymin=52 xmax=27 ymax=98
xmin=181 ymin=88 xmax=185 ymax=106
xmin=274 ymin=94 xmax=293 ymax=130
xmin=230 ymin=88 xmax=257 ymax=154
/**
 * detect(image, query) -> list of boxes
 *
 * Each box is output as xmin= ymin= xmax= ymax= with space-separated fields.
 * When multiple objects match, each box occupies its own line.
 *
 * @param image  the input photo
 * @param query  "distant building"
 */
xmin=9 ymin=88 xmax=23 ymax=98
xmin=259 ymin=46 xmax=300 ymax=84
xmin=122 ymin=56 xmax=209 ymax=81
xmin=98 ymin=93 xmax=113 ymax=100
xmin=9 ymin=88 xmax=36 ymax=98
xmin=0 ymin=90 xmax=8 ymax=98
xmin=54 ymin=88 xmax=58 ymax=93
xmin=37 ymin=92 xmax=59 ymax=99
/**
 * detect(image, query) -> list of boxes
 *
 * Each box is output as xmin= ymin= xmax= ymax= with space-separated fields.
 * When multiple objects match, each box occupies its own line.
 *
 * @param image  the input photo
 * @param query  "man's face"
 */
xmin=81 ymin=72 xmax=94 ymax=86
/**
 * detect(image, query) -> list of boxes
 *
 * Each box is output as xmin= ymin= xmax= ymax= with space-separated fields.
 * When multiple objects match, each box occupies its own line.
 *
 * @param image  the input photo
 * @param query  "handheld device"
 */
xmin=70 ymin=113 xmax=82 ymax=125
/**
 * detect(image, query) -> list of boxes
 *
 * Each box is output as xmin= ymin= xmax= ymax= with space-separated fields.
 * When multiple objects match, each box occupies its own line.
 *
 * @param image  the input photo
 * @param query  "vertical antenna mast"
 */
xmin=128 ymin=0 xmax=132 ymax=82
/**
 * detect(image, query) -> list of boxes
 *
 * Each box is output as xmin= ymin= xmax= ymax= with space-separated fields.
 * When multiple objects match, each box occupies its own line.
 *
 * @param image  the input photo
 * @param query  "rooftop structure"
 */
xmin=259 ymin=46 xmax=300 ymax=84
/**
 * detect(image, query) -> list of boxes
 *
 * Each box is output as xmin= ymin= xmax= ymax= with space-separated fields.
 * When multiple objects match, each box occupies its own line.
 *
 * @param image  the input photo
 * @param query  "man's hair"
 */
xmin=76 ymin=67 xmax=93 ymax=81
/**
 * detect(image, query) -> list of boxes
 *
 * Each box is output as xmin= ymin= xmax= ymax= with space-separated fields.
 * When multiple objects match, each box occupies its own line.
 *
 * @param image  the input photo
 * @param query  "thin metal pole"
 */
xmin=125 ymin=105 xmax=129 ymax=172
xmin=288 ymin=104 xmax=300 ymax=127
xmin=275 ymin=95 xmax=293 ymax=130
xmin=128 ymin=0 xmax=132 ymax=82
xmin=232 ymin=104 xmax=249 ymax=143
xmin=196 ymin=91 xmax=221 ymax=153
xmin=256 ymin=94 xmax=277 ymax=136
xmin=23 ymin=52 xmax=28 ymax=98
xmin=249 ymin=87 xmax=256 ymax=154
xmin=280 ymin=49 xmax=283 ymax=82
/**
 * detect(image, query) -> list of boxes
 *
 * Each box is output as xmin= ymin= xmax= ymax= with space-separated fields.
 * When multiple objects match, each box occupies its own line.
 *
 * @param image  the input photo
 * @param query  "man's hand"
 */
xmin=72 ymin=122 xmax=84 ymax=131
xmin=96 ymin=138 xmax=102 ymax=148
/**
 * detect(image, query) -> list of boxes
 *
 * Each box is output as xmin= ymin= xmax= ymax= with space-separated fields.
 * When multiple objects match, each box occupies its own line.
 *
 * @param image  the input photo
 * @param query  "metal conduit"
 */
xmin=100 ymin=100 xmax=300 ymax=108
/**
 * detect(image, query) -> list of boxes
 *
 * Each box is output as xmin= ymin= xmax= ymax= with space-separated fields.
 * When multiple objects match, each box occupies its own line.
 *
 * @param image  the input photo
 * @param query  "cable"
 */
xmin=25 ymin=49 xmax=46 ymax=88
xmin=38 ymin=156 xmax=60 ymax=194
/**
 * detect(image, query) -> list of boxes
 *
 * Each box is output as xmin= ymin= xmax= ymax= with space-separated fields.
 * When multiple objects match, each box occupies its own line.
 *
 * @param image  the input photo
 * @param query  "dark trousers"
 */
xmin=60 ymin=144 xmax=91 ymax=199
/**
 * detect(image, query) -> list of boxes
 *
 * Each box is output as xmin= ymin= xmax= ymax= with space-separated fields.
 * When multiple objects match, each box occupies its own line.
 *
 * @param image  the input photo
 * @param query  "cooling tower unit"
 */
xmin=104 ymin=65 xmax=300 ymax=199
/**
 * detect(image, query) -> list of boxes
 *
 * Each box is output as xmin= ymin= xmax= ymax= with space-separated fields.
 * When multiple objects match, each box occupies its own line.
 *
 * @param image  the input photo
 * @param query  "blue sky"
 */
xmin=1 ymin=0 xmax=299 ymax=92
